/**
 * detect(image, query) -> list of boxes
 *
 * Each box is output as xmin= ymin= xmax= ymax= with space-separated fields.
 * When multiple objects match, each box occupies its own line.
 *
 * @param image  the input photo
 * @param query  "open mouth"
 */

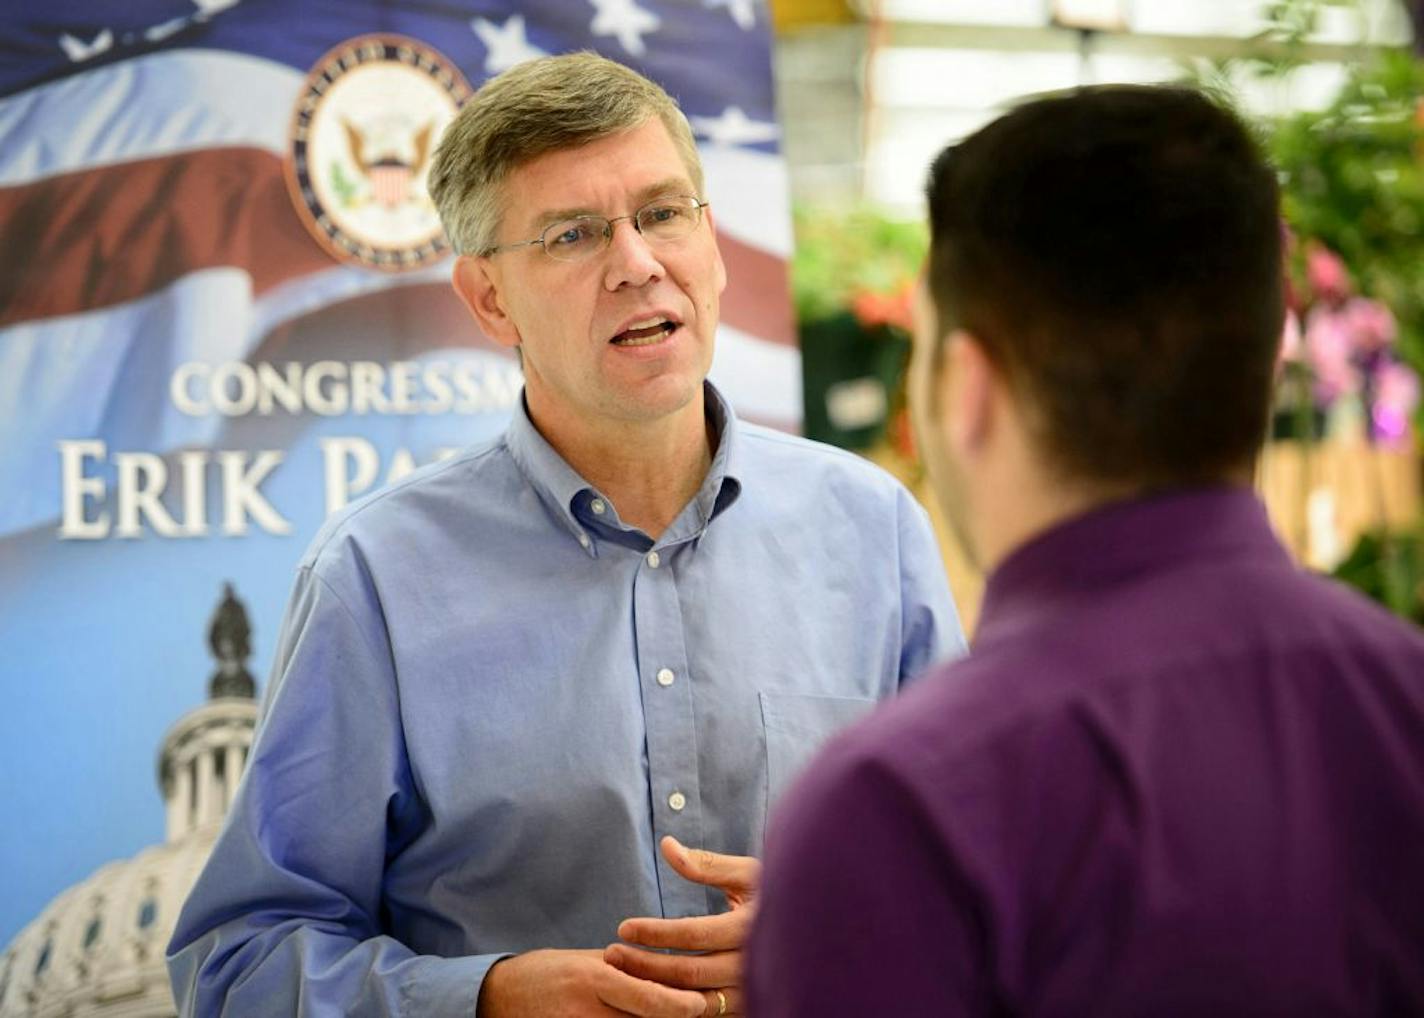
xmin=611 ymin=318 xmax=679 ymax=347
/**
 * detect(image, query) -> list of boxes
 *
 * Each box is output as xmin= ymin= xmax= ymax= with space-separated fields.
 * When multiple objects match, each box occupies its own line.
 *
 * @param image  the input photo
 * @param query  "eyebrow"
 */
xmin=528 ymin=177 xmax=695 ymax=232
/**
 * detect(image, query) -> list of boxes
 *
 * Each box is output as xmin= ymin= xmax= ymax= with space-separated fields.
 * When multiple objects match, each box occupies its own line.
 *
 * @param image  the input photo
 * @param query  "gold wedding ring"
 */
xmin=714 ymin=989 xmax=728 ymax=1016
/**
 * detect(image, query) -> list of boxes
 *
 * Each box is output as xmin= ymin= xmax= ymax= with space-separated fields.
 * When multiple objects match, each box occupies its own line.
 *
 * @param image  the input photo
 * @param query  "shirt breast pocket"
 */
xmin=758 ymin=691 xmax=876 ymax=821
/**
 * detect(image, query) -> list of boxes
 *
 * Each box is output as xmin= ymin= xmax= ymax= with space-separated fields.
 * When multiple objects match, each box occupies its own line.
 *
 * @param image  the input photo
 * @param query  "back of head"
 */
xmin=924 ymin=85 xmax=1284 ymax=490
xmin=429 ymin=51 xmax=703 ymax=257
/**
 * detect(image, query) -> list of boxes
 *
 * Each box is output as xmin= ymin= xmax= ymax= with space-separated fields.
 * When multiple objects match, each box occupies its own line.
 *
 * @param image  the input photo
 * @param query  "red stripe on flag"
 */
xmin=0 ymin=147 xmax=796 ymax=348
xmin=251 ymin=281 xmax=499 ymax=362
xmin=718 ymin=233 xmax=795 ymax=347
xmin=0 ymin=147 xmax=332 ymax=327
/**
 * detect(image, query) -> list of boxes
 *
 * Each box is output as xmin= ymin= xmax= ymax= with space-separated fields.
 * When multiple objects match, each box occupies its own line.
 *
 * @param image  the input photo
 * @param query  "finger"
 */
xmin=603 ymin=943 xmax=740 ymax=989
xmin=701 ymin=986 xmax=744 ymax=1017
xmin=659 ymin=837 xmax=760 ymax=896
xmin=617 ymin=909 xmax=750 ymax=952
xmin=593 ymin=964 xmax=707 ymax=1018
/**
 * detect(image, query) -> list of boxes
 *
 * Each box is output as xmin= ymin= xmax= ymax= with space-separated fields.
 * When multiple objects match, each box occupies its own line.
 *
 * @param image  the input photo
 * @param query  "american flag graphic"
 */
xmin=0 ymin=0 xmax=793 ymax=950
xmin=0 ymin=0 xmax=797 ymax=540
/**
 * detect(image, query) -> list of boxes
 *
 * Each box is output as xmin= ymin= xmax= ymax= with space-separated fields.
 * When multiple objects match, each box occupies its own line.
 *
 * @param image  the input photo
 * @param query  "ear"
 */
xmin=703 ymin=205 xmax=728 ymax=296
xmin=452 ymin=255 xmax=521 ymax=350
xmin=942 ymin=329 xmax=996 ymax=460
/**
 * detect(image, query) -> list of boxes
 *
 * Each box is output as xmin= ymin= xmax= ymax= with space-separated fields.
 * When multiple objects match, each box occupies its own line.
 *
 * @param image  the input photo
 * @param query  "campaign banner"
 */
xmin=0 ymin=0 xmax=795 ymax=1000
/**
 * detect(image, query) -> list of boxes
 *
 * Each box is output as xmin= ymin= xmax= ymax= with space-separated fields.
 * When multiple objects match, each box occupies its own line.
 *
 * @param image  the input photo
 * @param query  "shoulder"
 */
xmin=300 ymin=437 xmax=509 ymax=574
xmin=737 ymin=422 xmax=900 ymax=485
xmin=1061 ymin=549 xmax=1424 ymax=685
xmin=1284 ymin=566 xmax=1424 ymax=655
xmin=778 ymin=644 xmax=1110 ymax=843
xmin=762 ymin=660 xmax=1005 ymax=905
xmin=778 ymin=655 xmax=1008 ymax=803
xmin=734 ymin=423 xmax=921 ymax=516
xmin=855 ymin=561 xmax=1424 ymax=793
xmin=837 ymin=650 xmax=1063 ymax=769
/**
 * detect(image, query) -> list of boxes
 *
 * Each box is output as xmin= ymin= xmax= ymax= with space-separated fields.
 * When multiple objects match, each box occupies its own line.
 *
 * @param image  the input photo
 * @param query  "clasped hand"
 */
xmin=477 ymin=836 xmax=760 ymax=1017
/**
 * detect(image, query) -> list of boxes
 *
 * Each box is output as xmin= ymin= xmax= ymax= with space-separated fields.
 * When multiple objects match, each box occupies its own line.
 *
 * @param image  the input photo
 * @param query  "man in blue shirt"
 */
xmin=167 ymin=53 xmax=961 ymax=1017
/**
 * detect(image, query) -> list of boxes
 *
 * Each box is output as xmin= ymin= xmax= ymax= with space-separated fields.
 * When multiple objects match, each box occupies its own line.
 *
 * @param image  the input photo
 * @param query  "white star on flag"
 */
xmin=58 ymin=29 xmax=113 ymax=62
xmin=706 ymin=0 xmax=757 ymax=30
xmin=589 ymin=0 xmax=661 ymax=57
xmin=146 ymin=17 xmax=190 ymax=42
xmin=471 ymin=14 xmax=548 ymax=74
xmin=690 ymin=106 xmax=780 ymax=148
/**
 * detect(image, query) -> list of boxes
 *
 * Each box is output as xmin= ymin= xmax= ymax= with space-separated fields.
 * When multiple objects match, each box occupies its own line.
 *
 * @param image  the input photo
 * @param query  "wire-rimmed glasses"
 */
xmin=482 ymin=195 xmax=709 ymax=262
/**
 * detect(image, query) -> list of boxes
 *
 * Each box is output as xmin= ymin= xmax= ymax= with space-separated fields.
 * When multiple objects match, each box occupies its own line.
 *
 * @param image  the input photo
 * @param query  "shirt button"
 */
xmin=656 ymin=668 xmax=675 ymax=687
xmin=668 ymin=791 xmax=686 ymax=811
xmin=578 ymin=532 xmax=590 ymax=549
xmin=646 ymin=551 xmax=661 ymax=569
xmin=591 ymin=498 xmax=607 ymax=515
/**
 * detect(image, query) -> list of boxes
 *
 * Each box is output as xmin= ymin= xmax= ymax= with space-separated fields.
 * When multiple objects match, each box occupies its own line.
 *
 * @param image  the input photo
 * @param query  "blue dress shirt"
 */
xmin=167 ymin=383 xmax=962 ymax=1017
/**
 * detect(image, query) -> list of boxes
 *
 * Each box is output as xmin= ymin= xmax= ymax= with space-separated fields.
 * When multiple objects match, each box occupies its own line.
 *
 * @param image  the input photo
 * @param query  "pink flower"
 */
xmin=1304 ymin=305 xmax=1360 ymax=402
xmin=1342 ymin=297 xmax=1397 ymax=355
xmin=1373 ymin=361 xmax=1420 ymax=447
xmin=1305 ymin=241 xmax=1351 ymax=305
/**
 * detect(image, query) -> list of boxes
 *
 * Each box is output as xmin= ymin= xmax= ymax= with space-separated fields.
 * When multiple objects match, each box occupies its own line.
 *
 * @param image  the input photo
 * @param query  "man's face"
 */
xmin=909 ymin=275 xmax=979 ymax=568
xmin=481 ymin=118 xmax=726 ymax=431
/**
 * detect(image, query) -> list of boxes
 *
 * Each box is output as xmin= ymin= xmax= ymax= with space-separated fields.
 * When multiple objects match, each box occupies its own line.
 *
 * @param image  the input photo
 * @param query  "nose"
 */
xmin=602 ymin=217 xmax=665 ymax=291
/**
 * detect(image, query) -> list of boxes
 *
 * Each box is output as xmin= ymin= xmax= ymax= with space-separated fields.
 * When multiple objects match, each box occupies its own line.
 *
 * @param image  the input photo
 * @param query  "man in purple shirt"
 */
xmin=746 ymin=85 xmax=1424 ymax=1014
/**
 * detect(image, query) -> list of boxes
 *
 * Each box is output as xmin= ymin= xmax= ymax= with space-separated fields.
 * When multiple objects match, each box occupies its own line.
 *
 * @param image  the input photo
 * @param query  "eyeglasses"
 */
xmin=482 ymin=195 xmax=709 ymax=263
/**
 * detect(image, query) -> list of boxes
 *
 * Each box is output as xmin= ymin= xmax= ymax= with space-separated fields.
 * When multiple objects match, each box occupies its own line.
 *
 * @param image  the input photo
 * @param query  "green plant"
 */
xmin=791 ymin=205 xmax=928 ymax=451
xmin=1332 ymin=529 xmax=1424 ymax=622
xmin=790 ymin=205 xmax=926 ymax=324
xmin=1189 ymin=0 xmax=1368 ymax=94
xmin=1182 ymin=0 xmax=1424 ymax=624
xmin=1185 ymin=0 xmax=1424 ymax=385
xmin=1271 ymin=48 xmax=1424 ymax=379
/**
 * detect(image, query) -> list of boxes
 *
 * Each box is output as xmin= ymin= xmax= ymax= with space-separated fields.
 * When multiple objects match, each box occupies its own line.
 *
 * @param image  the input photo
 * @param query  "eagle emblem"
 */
xmin=285 ymin=35 xmax=471 ymax=272
xmin=341 ymin=120 xmax=435 ymax=210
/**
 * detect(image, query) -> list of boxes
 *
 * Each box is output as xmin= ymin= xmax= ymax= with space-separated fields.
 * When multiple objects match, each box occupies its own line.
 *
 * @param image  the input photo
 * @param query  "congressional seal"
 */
xmin=285 ymin=35 xmax=471 ymax=272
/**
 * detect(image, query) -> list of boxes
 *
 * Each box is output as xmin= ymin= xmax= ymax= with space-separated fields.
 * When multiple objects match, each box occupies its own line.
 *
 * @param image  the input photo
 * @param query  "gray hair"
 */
xmin=429 ymin=51 xmax=705 ymax=256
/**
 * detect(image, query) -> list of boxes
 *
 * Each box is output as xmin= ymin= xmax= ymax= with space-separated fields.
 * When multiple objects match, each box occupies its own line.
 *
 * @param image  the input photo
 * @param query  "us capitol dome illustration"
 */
xmin=0 ymin=585 xmax=259 ymax=1017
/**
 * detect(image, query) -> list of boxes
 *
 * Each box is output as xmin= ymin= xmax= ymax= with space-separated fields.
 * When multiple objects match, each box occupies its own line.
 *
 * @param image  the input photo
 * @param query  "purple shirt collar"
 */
xmin=976 ymin=486 xmax=1293 ymax=647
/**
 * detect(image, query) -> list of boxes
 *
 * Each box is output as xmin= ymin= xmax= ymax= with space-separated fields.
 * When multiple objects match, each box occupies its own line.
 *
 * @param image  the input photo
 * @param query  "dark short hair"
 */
xmin=925 ymin=85 xmax=1284 ymax=488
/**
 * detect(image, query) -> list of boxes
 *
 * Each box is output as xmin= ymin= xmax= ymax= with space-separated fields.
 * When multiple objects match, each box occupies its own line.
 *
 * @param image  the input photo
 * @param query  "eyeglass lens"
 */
xmin=541 ymin=197 xmax=703 ymax=261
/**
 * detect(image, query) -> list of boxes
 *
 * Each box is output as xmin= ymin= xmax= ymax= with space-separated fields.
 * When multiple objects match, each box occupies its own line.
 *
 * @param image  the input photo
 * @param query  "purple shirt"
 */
xmin=748 ymin=488 xmax=1424 ymax=1016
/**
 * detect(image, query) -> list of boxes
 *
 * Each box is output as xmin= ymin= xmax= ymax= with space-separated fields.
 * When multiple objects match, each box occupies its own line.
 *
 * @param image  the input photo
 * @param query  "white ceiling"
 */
xmin=860 ymin=0 xmax=1410 ymax=210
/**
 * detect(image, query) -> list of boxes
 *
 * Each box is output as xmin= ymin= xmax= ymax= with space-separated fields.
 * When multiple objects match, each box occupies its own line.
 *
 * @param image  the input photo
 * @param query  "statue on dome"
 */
xmin=207 ymin=583 xmax=256 ymax=701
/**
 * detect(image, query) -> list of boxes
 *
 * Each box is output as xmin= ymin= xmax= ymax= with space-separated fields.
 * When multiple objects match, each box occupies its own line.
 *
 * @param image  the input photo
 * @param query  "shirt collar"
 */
xmin=502 ymin=381 xmax=744 ymax=554
xmin=975 ymin=486 xmax=1292 ymax=646
xmin=688 ymin=380 xmax=744 ymax=533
